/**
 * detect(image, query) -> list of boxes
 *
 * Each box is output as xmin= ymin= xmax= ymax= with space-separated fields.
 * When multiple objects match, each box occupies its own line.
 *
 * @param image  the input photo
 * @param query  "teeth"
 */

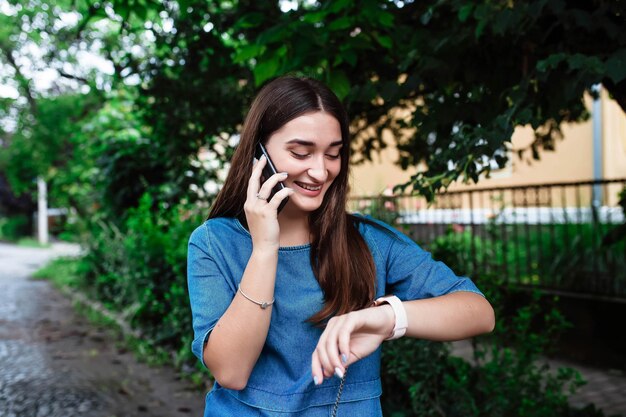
xmin=297 ymin=182 xmax=322 ymax=191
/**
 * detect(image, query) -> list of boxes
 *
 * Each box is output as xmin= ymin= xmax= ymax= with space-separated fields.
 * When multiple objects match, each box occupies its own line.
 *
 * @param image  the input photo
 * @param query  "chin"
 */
xmin=289 ymin=195 xmax=325 ymax=213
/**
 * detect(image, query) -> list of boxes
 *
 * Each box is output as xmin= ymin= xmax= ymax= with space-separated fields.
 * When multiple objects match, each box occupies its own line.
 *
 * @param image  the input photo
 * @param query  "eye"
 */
xmin=290 ymin=151 xmax=309 ymax=159
xmin=325 ymin=154 xmax=341 ymax=160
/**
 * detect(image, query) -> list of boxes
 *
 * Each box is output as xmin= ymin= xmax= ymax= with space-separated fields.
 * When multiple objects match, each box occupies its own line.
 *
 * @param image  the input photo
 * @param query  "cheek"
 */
xmin=327 ymin=162 xmax=342 ymax=181
xmin=270 ymin=155 xmax=298 ymax=174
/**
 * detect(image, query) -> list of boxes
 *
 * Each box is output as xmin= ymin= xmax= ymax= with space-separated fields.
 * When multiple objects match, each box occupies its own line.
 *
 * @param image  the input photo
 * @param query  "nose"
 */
xmin=307 ymin=155 xmax=328 ymax=182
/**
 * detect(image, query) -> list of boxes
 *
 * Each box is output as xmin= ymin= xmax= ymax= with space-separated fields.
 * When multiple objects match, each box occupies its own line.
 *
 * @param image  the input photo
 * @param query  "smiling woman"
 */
xmin=186 ymin=76 xmax=495 ymax=417
xmin=263 ymin=112 xmax=342 ymax=215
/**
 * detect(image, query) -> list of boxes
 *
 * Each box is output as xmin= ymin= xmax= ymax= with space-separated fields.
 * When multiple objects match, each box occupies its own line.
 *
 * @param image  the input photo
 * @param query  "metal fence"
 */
xmin=350 ymin=178 xmax=626 ymax=301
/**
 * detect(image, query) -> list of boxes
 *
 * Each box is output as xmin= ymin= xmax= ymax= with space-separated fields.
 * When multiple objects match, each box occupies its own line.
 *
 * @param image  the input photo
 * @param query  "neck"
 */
xmin=277 ymin=206 xmax=311 ymax=247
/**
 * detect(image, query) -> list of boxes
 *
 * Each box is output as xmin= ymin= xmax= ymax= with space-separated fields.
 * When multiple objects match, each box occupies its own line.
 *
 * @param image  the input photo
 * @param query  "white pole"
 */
xmin=37 ymin=176 xmax=48 ymax=245
xmin=591 ymin=84 xmax=603 ymax=207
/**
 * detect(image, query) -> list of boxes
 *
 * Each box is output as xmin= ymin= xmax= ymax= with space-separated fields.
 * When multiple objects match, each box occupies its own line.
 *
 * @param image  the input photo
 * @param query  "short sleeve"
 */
xmin=187 ymin=223 xmax=235 ymax=367
xmin=385 ymin=238 xmax=484 ymax=301
xmin=357 ymin=216 xmax=484 ymax=301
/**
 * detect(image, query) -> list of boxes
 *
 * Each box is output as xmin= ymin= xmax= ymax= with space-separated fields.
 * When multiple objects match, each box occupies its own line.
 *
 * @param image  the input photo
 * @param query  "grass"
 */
xmin=32 ymin=256 xmax=83 ymax=288
xmin=16 ymin=237 xmax=52 ymax=248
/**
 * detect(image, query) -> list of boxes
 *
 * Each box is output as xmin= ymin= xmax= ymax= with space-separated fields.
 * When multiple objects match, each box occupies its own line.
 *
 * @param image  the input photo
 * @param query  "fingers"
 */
xmin=247 ymin=155 xmax=266 ymax=201
xmin=311 ymin=314 xmax=356 ymax=385
xmin=246 ymin=156 xmax=292 ymax=213
xmin=311 ymin=350 xmax=324 ymax=386
xmin=267 ymin=186 xmax=293 ymax=210
xmin=257 ymin=172 xmax=289 ymax=201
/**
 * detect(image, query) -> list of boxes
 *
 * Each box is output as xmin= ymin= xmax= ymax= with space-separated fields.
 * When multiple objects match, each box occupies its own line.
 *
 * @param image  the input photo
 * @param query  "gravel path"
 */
xmin=0 ymin=242 xmax=206 ymax=417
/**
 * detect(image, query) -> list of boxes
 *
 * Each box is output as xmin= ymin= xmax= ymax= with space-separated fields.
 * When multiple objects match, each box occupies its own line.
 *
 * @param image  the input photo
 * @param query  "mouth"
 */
xmin=294 ymin=181 xmax=323 ymax=192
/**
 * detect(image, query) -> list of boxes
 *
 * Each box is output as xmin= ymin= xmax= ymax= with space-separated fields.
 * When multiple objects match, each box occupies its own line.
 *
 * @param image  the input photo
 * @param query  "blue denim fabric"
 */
xmin=187 ymin=215 xmax=484 ymax=416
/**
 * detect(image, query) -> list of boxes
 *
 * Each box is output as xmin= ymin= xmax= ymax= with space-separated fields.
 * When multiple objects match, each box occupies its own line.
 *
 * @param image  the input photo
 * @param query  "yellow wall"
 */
xmin=350 ymin=90 xmax=626 ymax=204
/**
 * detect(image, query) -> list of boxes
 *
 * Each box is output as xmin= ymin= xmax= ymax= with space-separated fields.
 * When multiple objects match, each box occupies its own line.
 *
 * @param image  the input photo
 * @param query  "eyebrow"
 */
xmin=285 ymin=139 xmax=343 ymax=147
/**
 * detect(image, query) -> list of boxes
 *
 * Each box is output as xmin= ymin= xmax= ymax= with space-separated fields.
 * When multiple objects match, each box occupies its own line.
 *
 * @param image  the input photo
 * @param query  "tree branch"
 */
xmin=0 ymin=44 xmax=37 ymax=114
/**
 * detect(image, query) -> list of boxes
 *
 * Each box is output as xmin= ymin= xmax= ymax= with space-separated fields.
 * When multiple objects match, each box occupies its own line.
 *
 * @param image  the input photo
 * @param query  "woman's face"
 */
xmin=264 ymin=111 xmax=343 ymax=215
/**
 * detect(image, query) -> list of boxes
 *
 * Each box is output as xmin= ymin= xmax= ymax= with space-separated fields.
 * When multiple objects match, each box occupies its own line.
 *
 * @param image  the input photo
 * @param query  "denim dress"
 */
xmin=187 ymin=215 xmax=483 ymax=416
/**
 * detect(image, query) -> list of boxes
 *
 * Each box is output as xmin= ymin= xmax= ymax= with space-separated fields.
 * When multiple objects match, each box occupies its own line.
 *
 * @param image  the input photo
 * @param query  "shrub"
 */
xmin=376 ymin=209 xmax=603 ymax=416
xmin=80 ymin=192 xmax=205 ymax=365
xmin=0 ymin=214 xmax=30 ymax=241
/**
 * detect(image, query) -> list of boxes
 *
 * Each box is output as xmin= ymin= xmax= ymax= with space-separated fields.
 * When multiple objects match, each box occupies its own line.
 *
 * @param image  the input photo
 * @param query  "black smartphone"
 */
xmin=255 ymin=143 xmax=289 ymax=213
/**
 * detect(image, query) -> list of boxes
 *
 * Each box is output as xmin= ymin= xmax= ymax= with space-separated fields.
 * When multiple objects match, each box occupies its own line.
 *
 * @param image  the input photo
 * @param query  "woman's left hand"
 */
xmin=311 ymin=305 xmax=395 ymax=384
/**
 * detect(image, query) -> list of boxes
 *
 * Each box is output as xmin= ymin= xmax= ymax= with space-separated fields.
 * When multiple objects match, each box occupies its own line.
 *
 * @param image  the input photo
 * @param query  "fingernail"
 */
xmin=341 ymin=354 xmax=348 ymax=364
xmin=280 ymin=172 xmax=288 ymax=177
xmin=334 ymin=367 xmax=344 ymax=379
xmin=313 ymin=375 xmax=320 ymax=385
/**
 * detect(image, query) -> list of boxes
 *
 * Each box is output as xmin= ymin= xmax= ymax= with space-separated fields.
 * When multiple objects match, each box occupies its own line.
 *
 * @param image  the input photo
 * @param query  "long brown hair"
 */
xmin=209 ymin=76 xmax=376 ymax=324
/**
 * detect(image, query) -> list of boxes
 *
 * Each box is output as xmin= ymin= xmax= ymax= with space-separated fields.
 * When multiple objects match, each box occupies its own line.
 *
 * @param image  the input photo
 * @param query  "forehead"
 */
xmin=269 ymin=111 xmax=342 ymax=146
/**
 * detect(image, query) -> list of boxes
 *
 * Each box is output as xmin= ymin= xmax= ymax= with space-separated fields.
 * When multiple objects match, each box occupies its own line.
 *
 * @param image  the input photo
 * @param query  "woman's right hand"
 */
xmin=244 ymin=155 xmax=293 ymax=251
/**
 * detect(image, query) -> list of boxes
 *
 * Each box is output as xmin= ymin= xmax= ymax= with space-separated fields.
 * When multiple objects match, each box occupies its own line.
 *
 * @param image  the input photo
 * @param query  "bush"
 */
xmin=380 ymin=279 xmax=602 ymax=417
xmin=80 ymin=192 xmax=205 ymax=365
xmin=0 ymin=214 xmax=30 ymax=241
xmin=374 ymin=212 xmax=604 ymax=416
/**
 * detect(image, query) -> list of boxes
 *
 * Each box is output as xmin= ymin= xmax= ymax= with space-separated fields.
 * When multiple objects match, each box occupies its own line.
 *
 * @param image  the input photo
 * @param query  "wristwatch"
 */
xmin=373 ymin=295 xmax=408 ymax=340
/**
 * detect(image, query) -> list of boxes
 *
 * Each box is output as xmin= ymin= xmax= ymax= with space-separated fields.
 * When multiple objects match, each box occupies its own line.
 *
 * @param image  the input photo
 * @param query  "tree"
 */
xmin=2 ymin=0 xmax=625 ymax=219
xmin=116 ymin=0 xmax=626 ymax=200
xmin=0 ymin=0 xmax=152 ymax=225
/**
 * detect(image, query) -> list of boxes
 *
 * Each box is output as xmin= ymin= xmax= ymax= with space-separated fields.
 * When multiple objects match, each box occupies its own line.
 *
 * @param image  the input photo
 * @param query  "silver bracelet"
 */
xmin=238 ymin=284 xmax=275 ymax=309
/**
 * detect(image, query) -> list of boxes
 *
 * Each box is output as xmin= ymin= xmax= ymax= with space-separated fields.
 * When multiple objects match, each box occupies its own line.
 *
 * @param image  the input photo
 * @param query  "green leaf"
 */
xmin=328 ymin=70 xmax=350 ymax=100
xmin=134 ymin=4 xmax=147 ymax=21
xmin=458 ymin=4 xmax=473 ymax=22
xmin=377 ymin=11 xmax=395 ymax=28
xmin=342 ymin=49 xmax=357 ymax=67
xmin=327 ymin=0 xmax=351 ymax=14
xmin=233 ymin=44 xmax=265 ymax=63
xmin=253 ymin=58 xmax=280 ymax=86
xmin=605 ymin=49 xmax=626 ymax=83
xmin=235 ymin=12 xmax=265 ymax=29
xmin=536 ymin=53 xmax=567 ymax=72
xmin=257 ymin=25 xmax=290 ymax=45
xmin=373 ymin=33 xmax=393 ymax=50
xmin=302 ymin=10 xmax=327 ymax=24
xmin=327 ymin=16 xmax=352 ymax=31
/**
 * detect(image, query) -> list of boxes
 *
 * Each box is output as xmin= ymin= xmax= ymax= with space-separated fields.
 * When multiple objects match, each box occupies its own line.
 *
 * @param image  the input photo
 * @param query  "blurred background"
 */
xmin=1 ymin=1 xmax=625 ymax=416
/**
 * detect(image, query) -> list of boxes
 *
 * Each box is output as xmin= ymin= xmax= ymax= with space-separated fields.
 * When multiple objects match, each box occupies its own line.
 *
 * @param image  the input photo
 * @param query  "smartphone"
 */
xmin=255 ymin=143 xmax=289 ymax=213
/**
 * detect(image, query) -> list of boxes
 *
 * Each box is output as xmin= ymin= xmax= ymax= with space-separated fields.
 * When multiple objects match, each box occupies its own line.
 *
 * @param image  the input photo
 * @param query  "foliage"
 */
xmin=427 ymin=221 xmax=626 ymax=297
xmin=602 ymin=186 xmax=626 ymax=247
xmin=0 ymin=93 xmax=100 ymax=192
xmin=380 ymin=274 xmax=600 ymax=417
xmin=80 ymin=192 xmax=205 ymax=364
xmin=0 ymin=213 xmax=29 ymax=240
xmin=32 ymin=256 xmax=86 ymax=288
xmin=104 ymin=0 xmax=626 ymax=200
xmin=356 ymin=195 xmax=402 ymax=226
xmin=2 ymin=0 xmax=625 ymax=225
xmin=363 ymin=193 xmax=597 ymax=415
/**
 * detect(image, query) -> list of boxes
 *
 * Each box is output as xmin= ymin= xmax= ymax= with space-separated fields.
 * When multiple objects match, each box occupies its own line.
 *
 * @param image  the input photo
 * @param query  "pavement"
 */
xmin=1 ymin=241 xmax=624 ymax=416
xmin=0 ymin=241 xmax=206 ymax=417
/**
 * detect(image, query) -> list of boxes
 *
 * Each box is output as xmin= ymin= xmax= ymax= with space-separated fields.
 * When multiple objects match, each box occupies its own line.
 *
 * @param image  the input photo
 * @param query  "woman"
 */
xmin=187 ymin=76 xmax=495 ymax=416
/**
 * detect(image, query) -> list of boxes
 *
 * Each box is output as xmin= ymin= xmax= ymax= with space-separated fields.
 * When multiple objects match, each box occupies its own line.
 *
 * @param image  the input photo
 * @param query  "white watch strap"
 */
xmin=374 ymin=295 xmax=408 ymax=340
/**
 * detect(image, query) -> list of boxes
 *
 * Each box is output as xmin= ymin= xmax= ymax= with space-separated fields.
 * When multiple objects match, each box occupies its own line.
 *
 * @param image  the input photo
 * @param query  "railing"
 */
xmin=350 ymin=179 xmax=626 ymax=301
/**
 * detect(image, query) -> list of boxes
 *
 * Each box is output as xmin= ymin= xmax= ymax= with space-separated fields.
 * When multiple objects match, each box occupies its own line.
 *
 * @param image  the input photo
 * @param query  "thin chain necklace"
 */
xmin=331 ymin=370 xmax=347 ymax=417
